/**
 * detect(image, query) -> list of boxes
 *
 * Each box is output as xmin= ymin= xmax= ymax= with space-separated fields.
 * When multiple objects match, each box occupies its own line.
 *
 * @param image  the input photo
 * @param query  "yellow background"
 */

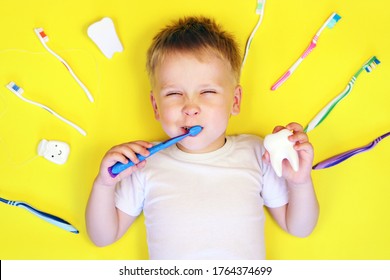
xmin=0 ymin=0 xmax=389 ymax=260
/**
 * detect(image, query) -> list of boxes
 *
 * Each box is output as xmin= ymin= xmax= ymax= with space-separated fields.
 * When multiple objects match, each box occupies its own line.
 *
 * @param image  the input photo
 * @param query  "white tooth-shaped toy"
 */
xmin=87 ymin=17 xmax=123 ymax=59
xmin=263 ymin=129 xmax=299 ymax=177
xmin=37 ymin=139 xmax=70 ymax=165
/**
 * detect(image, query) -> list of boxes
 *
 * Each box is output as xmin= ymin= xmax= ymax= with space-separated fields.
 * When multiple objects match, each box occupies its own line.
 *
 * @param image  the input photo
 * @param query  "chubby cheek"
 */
xmin=157 ymin=107 xmax=181 ymax=135
xmin=209 ymin=107 xmax=230 ymax=128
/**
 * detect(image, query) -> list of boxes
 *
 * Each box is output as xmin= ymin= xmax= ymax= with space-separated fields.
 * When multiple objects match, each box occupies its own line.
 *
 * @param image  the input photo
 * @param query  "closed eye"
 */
xmin=165 ymin=92 xmax=182 ymax=97
xmin=201 ymin=90 xmax=217 ymax=94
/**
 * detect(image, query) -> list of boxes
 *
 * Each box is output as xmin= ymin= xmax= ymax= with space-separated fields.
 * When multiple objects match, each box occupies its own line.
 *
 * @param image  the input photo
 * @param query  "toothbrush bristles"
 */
xmin=326 ymin=13 xmax=341 ymax=28
xmin=364 ymin=56 xmax=381 ymax=73
xmin=6 ymin=81 xmax=24 ymax=94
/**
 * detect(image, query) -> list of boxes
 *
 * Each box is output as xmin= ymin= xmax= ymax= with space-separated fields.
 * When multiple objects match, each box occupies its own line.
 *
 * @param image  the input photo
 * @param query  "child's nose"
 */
xmin=182 ymin=102 xmax=200 ymax=116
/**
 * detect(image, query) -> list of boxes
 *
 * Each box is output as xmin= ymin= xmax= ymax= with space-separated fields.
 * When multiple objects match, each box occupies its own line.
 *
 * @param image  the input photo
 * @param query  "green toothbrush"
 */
xmin=304 ymin=56 xmax=380 ymax=133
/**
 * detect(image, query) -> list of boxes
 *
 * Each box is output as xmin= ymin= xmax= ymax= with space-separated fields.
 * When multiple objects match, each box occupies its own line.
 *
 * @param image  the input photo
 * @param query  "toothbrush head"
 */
xmin=256 ymin=0 xmax=265 ymax=15
xmin=353 ymin=56 xmax=381 ymax=78
xmin=34 ymin=28 xmax=49 ymax=42
xmin=6 ymin=81 xmax=24 ymax=95
xmin=364 ymin=56 xmax=381 ymax=72
xmin=188 ymin=125 xmax=203 ymax=136
xmin=326 ymin=13 xmax=341 ymax=28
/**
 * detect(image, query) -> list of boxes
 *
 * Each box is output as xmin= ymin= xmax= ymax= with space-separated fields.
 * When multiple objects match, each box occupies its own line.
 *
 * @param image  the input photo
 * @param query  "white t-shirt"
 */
xmin=115 ymin=134 xmax=288 ymax=259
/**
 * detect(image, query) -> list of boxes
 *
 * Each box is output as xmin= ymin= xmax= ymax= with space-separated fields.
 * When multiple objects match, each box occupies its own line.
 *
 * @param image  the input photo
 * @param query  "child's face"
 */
xmin=150 ymin=51 xmax=241 ymax=153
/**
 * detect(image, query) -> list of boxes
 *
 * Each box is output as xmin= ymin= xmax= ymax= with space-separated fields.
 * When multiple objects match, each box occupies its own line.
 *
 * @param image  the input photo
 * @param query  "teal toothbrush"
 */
xmin=0 ymin=196 xmax=79 ymax=234
xmin=304 ymin=56 xmax=380 ymax=133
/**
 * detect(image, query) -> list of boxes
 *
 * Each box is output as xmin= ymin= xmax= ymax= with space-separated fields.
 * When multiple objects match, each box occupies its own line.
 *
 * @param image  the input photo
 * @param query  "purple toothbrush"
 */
xmin=313 ymin=132 xmax=390 ymax=170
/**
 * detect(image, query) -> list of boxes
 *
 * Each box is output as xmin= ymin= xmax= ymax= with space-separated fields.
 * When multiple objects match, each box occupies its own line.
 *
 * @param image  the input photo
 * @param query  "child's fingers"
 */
xmin=121 ymin=143 xmax=150 ymax=164
xmin=273 ymin=123 xmax=304 ymax=134
xmin=272 ymin=123 xmax=308 ymax=144
xmin=294 ymin=142 xmax=314 ymax=158
xmin=132 ymin=141 xmax=154 ymax=149
xmin=286 ymin=122 xmax=304 ymax=132
xmin=272 ymin=125 xmax=285 ymax=133
xmin=123 ymin=141 xmax=153 ymax=155
xmin=289 ymin=131 xmax=309 ymax=144
xmin=108 ymin=141 xmax=152 ymax=165
xmin=102 ymin=150 xmax=129 ymax=167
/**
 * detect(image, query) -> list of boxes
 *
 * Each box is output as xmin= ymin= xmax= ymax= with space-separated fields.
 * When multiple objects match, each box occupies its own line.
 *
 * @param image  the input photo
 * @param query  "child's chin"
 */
xmin=177 ymin=140 xmax=205 ymax=153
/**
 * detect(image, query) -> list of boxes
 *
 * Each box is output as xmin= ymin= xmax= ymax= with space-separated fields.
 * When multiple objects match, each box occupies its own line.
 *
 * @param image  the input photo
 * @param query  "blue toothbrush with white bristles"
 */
xmin=0 ymin=196 xmax=79 ymax=234
xmin=5 ymin=81 xmax=86 ymax=136
xmin=108 ymin=125 xmax=203 ymax=177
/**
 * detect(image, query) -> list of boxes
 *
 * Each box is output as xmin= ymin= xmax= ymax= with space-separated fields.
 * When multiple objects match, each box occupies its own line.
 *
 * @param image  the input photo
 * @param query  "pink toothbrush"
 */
xmin=271 ymin=12 xmax=341 ymax=91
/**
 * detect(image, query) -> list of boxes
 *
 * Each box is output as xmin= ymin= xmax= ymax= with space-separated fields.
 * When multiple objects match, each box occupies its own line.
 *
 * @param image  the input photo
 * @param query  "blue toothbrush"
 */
xmin=0 ymin=196 xmax=79 ymax=234
xmin=108 ymin=125 xmax=203 ymax=177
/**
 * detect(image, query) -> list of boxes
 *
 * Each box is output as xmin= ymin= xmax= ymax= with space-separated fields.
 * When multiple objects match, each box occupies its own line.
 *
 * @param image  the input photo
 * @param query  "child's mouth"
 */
xmin=181 ymin=126 xmax=202 ymax=135
xmin=182 ymin=126 xmax=191 ymax=132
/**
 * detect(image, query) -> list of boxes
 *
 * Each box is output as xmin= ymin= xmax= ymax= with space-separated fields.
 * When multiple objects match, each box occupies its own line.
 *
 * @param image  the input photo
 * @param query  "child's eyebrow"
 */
xmin=198 ymin=83 xmax=221 ymax=88
xmin=159 ymin=84 xmax=181 ymax=91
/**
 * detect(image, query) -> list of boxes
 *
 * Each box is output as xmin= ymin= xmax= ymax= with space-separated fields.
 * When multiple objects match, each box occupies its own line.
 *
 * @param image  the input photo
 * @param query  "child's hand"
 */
xmin=95 ymin=141 xmax=153 ymax=187
xmin=263 ymin=122 xmax=314 ymax=186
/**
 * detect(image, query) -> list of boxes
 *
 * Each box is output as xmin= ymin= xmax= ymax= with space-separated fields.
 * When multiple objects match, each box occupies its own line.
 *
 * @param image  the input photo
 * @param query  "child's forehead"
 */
xmin=159 ymin=51 xmax=232 ymax=75
xmin=150 ymin=49 xmax=237 ymax=86
xmin=163 ymin=49 xmax=224 ymax=63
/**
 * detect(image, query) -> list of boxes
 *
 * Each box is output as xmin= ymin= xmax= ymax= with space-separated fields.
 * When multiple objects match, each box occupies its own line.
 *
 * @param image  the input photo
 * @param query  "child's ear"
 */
xmin=231 ymin=85 xmax=242 ymax=115
xmin=150 ymin=92 xmax=160 ymax=120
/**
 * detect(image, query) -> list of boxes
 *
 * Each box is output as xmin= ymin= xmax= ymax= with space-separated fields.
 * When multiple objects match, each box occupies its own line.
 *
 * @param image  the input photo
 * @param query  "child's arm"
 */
xmin=85 ymin=141 xmax=152 ymax=246
xmin=264 ymin=123 xmax=319 ymax=237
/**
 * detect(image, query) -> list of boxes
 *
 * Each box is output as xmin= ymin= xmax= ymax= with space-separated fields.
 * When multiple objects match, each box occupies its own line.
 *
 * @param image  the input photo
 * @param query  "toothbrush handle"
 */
xmin=304 ymin=83 xmax=352 ymax=133
xmin=13 ymin=200 xmax=79 ymax=234
xmin=301 ymin=39 xmax=317 ymax=58
xmin=108 ymin=133 xmax=189 ymax=177
xmin=10 ymin=89 xmax=87 ymax=136
xmin=313 ymin=132 xmax=390 ymax=169
xmin=271 ymin=40 xmax=317 ymax=91
xmin=271 ymin=70 xmax=293 ymax=91
xmin=109 ymin=143 xmax=163 ymax=173
xmin=35 ymin=29 xmax=94 ymax=103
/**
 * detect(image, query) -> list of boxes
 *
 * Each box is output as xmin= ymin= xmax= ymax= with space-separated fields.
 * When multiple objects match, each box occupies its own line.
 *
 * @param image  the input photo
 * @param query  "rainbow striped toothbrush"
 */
xmin=34 ymin=28 xmax=94 ymax=103
xmin=271 ymin=12 xmax=341 ymax=91
xmin=304 ymin=56 xmax=380 ymax=133
xmin=0 ymin=196 xmax=79 ymax=234
xmin=313 ymin=132 xmax=390 ymax=170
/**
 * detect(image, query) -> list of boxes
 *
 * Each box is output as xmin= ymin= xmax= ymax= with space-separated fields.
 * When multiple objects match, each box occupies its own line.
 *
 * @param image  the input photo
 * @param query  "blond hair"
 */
xmin=146 ymin=16 xmax=241 ymax=85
